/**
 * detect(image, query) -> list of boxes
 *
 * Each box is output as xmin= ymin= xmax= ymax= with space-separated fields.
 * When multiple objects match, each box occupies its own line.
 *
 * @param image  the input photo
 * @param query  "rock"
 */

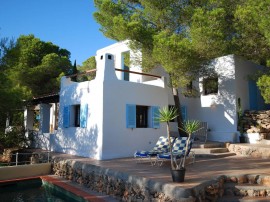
xmin=230 ymin=176 xmax=238 ymax=183
xmin=260 ymin=190 xmax=266 ymax=197
xmin=247 ymin=189 xmax=254 ymax=197
xmin=237 ymin=175 xmax=247 ymax=184
xmin=262 ymin=176 xmax=270 ymax=186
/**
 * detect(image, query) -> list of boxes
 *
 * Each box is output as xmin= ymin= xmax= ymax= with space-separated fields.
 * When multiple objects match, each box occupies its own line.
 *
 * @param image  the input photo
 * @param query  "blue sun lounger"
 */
xmin=134 ymin=136 xmax=174 ymax=165
xmin=156 ymin=137 xmax=195 ymax=166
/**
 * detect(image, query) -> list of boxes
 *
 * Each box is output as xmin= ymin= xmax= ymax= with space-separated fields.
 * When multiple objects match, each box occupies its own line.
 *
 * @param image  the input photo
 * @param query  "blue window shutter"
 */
xmin=151 ymin=106 xmax=160 ymax=128
xmin=80 ymin=104 xmax=88 ymax=128
xmin=63 ymin=106 xmax=70 ymax=128
xmin=181 ymin=106 xmax=187 ymax=122
xmin=126 ymin=104 xmax=136 ymax=128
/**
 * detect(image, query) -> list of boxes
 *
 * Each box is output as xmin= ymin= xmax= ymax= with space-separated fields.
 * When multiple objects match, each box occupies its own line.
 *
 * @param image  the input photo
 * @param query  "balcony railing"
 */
xmin=0 ymin=151 xmax=51 ymax=167
xmin=66 ymin=68 xmax=161 ymax=80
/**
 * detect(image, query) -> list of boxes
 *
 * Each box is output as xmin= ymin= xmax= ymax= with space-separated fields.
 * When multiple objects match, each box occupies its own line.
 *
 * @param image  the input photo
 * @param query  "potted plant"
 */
xmin=157 ymin=106 xmax=200 ymax=182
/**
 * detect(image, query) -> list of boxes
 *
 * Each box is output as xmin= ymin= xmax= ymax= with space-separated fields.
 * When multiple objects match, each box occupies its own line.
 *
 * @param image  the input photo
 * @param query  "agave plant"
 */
xmin=179 ymin=120 xmax=200 ymax=168
xmin=157 ymin=106 xmax=179 ymax=169
xmin=157 ymin=106 xmax=200 ymax=170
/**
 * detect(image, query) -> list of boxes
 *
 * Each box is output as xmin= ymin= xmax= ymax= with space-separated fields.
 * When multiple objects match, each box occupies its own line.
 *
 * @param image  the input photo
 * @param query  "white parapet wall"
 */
xmin=0 ymin=163 xmax=51 ymax=181
xmin=53 ymin=53 xmax=169 ymax=160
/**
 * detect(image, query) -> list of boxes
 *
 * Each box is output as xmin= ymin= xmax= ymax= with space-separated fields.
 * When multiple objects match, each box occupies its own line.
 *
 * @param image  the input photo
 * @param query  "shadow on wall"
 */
xmin=205 ymin=57 xmax=236 ymax=127
xmin=31 ymin=131 xmax=51 ymax=150
xmin=50 ymin=124 xmax=99 ymax=158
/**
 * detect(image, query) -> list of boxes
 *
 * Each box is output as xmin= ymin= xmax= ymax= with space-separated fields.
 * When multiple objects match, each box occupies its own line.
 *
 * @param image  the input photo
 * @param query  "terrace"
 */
xmin=49 ymin=143 xmax=270 ymax=201
xmin=1 ymin=142 xmax=270 ymax=201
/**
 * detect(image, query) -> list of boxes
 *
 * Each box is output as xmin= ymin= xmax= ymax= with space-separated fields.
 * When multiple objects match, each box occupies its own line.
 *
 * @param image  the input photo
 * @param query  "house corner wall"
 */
xmin=180 ymin=55 xmax=239 ymax=142
xmin=234 ymin=56 xmax=267 ymax=111
xmin=53 ymin=76 xmax=104 ymax=159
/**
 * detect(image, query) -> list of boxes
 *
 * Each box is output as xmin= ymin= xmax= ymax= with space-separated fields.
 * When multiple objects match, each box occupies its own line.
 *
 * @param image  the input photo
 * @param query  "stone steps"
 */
xmin=218 ymin=196 xmax=270 ymax=202
xmin=194 ymin=152 xmax=236 ymax=158
xmin=218 ymin=182 xmax=270 ymax=202
xmin=193 ymin=148 xmax=228 ymax=154
xmin=193 ymin=141 xmax=225 ymax=148
xmin=191 ymin=141 xmax=236 ymax=158
xmin=258 ymin=139 xmax=270 ymax=145
xmin=224 ymin=182 xmax=270 ymax=190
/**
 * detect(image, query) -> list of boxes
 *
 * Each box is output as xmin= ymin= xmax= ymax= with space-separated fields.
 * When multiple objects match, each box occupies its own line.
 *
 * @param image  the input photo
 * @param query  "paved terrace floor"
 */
xmin=51 ymin=150 xmax=270 ymax=190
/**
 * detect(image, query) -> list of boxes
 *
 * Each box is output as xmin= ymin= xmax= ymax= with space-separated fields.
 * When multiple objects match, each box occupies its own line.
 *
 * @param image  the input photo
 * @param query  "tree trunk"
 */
xmin=172 ymin=87 xmax=186 ymax=136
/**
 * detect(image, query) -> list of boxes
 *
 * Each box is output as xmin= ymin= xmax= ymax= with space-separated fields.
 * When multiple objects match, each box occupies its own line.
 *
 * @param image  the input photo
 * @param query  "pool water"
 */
xmin=0 ymin=178 xmax=86 ymax=202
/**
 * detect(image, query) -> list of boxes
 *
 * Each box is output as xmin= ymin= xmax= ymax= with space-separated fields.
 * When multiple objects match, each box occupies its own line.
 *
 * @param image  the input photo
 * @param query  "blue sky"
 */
xmin=0 ymin=0 xmax=116 ymax=65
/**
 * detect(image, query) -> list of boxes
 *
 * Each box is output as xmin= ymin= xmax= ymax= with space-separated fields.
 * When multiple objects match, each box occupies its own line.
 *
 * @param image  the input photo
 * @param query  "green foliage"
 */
xmin=93 ymin=0 xmax=235 ymax=86
xmin=0 ymin=127 xmax=29 ymax=148
xmin=123 ymin=51 xmax=130 ymax=68
xmin=70 ymin=60 xmax=78 ymax=82
xmin=156 ymin=106 xmax=199 ymax=170
xmin=180 ymin=120 xmax=200 ymax=136
xmin=0 ymin=38 xmax=24 ymax=130
xmin=94 ymin=0 xmax=270 ymax=83
xmin=7 ymin=35 xmax=72 ymax=96
xmin=157 ymin=106 xmax=178 ymax=169
xmin=156 ymin=106 xmax=178 ymax=123
xmin=177 ymin=119 xmax=200 ymax=169
xmin=257 ymin=75 xmax=270 ymax=104
xmin=1 ymin=35 xmax=71 ymax=97
xmin=94 ymin=0 xmax=270 ymax=106
xmin=233 ymin=0 xmax=270 ymax=66
xmin=0 ymin=34 xmax=72 ymax=131
xmin=77 ymin=56 xmax=97 ymax=81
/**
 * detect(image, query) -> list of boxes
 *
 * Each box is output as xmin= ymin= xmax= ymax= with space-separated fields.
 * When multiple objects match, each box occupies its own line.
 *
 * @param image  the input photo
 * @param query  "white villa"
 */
xmin=25 ymin=41 xmax=268 ymax=160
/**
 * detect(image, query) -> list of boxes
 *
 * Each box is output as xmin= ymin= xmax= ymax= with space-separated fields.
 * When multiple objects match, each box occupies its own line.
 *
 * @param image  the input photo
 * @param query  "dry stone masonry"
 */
xmin=51 ymin=157 xmax=196 ymax=202
xmin=240 ymin=110 xmax=270 ymax=140
xmin=51 ymin=157 xmax=270 ymax=202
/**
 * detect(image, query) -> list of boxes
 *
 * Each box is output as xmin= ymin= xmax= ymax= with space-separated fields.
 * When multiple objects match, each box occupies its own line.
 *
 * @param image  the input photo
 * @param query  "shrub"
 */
xmin=0 ymin=127 xmax=29 ymax=149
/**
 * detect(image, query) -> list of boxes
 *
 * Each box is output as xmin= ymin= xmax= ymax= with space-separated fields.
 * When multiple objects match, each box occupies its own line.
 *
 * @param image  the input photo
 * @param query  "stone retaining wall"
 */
xmin=203 ymin=175 xmax=270 ymax=201
xmin=51 ymin=157 xmax=197 ymax=202
xmin=227 ymin=144 xmax=270 ymax=158
xmin=51 ymin=157 xmax=270 ymax=202
xmin=52 ymin=156 xmax=220 ymax=201
xmin=240 ymin=110 xmax=270 ymax=140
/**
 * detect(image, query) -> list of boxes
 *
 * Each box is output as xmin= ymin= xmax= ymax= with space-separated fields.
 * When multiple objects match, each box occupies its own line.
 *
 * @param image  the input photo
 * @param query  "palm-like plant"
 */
xmin=157 ymin=106 xmax=200 ymax=170
xmin=179 ymin=120 xmax=200 ymax=168
xmin=157 ymin=106 xmax=179 ymax=169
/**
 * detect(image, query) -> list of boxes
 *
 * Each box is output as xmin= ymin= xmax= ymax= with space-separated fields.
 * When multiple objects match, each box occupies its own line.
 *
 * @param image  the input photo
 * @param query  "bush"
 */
xmin=0 ymin=127 xmax=29 ymax=149
xmin=257 ymin=75 xmax=270 ymax=104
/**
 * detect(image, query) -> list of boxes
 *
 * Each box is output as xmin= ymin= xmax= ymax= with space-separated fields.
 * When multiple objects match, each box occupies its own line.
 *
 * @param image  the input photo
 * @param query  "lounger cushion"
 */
xmin=157 ymin=137 xmax=193 ymax=160
xmin=134 ymin=136 xmax=173 ymax=158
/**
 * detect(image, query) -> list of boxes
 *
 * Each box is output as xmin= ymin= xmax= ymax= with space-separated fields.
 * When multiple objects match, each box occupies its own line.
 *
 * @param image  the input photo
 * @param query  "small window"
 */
xmin=203 ymin=77 xmax=218 ymax=95
xmin=136 ymin=106 xmax=148 ymax=128
xmin=74 ymin=105 xmax=80 ymax=127
xmin=70 ymin=105 xmax=80 ymax=127
xmin=126 ymin=104 xmax=159 ymax=128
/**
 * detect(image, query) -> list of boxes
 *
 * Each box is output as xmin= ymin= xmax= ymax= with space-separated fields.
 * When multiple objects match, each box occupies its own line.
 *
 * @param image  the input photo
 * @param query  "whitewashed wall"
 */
xmin=53 ymin=53 xmax=169 ymax=160
xmin=96 ymin=40 xmax=143 ymax=82
xmin=234 ymin=55 xmax=265 ymax=111
xmin=179 ymin=55 xmax=264 ymax=142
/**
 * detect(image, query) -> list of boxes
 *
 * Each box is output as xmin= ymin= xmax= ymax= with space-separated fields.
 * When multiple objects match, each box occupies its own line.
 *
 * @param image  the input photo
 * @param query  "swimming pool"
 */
xmin=0 ymin=177 xmax=87 ymax=202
